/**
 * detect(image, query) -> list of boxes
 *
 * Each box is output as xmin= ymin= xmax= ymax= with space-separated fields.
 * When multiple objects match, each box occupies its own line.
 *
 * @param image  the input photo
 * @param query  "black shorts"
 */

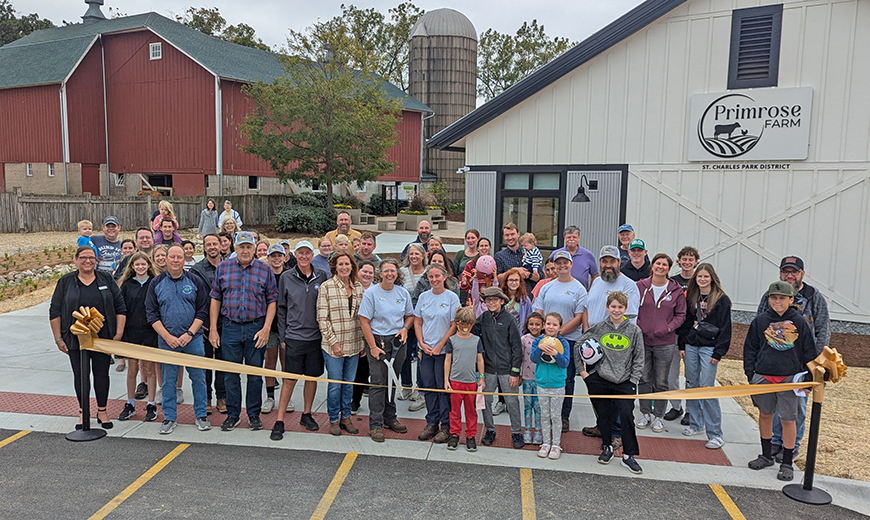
xmin=284 ymin=339 xmax=325 ymax=377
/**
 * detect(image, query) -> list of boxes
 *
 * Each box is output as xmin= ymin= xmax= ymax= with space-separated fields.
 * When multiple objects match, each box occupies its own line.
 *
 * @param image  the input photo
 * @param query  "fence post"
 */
xmin=15 ymin=187 xmax=25 ymax=233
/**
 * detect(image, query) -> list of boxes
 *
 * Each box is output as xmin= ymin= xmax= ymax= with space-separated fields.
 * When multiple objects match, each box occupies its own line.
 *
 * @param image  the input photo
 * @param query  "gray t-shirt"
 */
xmin=534 ymin=278 xmax=588 ymax=341
xmin=414 ymin=289 xmax=461 ymax=347
xmin=90 ymin=235 xmax=122 ymax=273
xmin=586 ymin=274 xmax=640 ymax=324
xmin=359 ymin=283 xmax=413 ymax=336
xmin=444 ymin=334 xmax=484 ymax=383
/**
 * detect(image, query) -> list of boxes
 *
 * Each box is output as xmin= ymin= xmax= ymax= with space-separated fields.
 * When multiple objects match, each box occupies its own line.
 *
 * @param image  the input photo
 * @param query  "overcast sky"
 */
xmin=25 ymin=0 xmax=646 ymax=50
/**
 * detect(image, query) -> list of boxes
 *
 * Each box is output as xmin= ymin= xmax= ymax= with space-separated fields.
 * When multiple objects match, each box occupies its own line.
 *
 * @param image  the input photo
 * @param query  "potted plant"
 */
xmin=397 ymin=192 xmax=435 ymax=228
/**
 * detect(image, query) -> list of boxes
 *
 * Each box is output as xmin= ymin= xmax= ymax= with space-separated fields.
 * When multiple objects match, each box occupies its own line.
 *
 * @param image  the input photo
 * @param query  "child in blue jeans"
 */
xmin=531 ymin=312 xmax=570 ymax=460
xmin=520 ymin=312 xmax=544 ymax=445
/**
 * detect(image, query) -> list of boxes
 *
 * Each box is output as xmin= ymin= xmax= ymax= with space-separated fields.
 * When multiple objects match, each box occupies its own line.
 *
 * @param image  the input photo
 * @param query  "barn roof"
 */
xmin=427 ymin=0 xmax=688 ymax=150
xmin=0 ymin=12 xmax=430 ymax=112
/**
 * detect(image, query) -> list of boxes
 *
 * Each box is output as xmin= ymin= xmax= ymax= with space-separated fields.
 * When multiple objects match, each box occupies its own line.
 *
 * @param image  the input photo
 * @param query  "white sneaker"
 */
xmin=409 ymin=396 xmax=426 ymax=412
xmin=706 ymin=437 xmax=725 ymax=449
xmin=176 ymin=388 xmax=184 ymax=404
xmin=155 ymin=388 xmax=163 ymax=405
xmin=262 ymin=397 xmax=275 ymax=414
xmin=537 ymin=444 xmax=551 ymax=458
xmin=635 ymin=413 xmax=651 ymax=429
xmin=286 ymin=399 xmax=295 ymax=412
xmin=651 ymin=416 xmax=664 ymax=433
xmin=409 ymin=389 xmax=422 ymax=401
xmin=683 ymin=426 xmax=705 ymax=436
xmin=493 ymin=401 xmax=507 ymax=415
xmin=397 ymin=388 xmax=411 ymax=401
xmin=195 ymin=417 xmax=211 ymax=431
xmin=548 ymin=446 xmax=562 ymax=460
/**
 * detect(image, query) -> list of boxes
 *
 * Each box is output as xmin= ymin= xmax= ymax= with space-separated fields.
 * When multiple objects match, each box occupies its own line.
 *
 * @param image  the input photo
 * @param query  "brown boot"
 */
xmin=418 ymin=424 xmax=438 ymax=441
xmin=206 ymin=400 xmax=213 ymax=415
xmin=433 ymin=428 xmax=451 ymax=444
xmin=384 ymin=420 xmax=407 ymax=433
xmin=329 ymin=421 xmax=342 ymax=436
xmin=370 ymin=428 xmax=385 ymax=442
xmin=216 ymin=398 xmax=227 ymax=414
xmin=340 ymin=417 xmax=358 ymax=434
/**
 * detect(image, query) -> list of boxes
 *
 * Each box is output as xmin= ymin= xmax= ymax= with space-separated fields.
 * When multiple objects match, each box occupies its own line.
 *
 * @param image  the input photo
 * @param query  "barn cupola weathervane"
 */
xmin=82 ymin=0 xmax=107 ymax=25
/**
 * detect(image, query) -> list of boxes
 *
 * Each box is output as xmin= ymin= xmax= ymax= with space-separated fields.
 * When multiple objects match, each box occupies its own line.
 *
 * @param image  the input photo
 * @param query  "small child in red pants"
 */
xmin=444 ymin=307 xmax=486 ymax=451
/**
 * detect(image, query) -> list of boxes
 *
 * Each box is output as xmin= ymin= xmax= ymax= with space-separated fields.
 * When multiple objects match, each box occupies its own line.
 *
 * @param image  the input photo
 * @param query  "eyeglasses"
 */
xmin=780 ymin=269 xmax=801 ymax=276
xmin=78 ymin=256 xmax=97 ymax=262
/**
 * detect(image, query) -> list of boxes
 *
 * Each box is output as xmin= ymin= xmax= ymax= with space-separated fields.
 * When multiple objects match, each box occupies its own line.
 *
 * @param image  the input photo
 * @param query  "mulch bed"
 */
xmin=724 ymin=324 xmax=869 ymax=368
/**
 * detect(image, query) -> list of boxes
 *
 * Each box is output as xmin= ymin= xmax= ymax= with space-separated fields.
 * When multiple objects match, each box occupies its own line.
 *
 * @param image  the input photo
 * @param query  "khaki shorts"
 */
xmin=749 ymin=373 xmax=799 ymax=421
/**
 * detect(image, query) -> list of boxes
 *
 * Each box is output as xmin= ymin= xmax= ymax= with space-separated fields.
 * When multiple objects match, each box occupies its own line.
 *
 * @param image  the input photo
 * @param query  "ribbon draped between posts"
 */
xmin=81 ymin=337 xmax=820 ymax=401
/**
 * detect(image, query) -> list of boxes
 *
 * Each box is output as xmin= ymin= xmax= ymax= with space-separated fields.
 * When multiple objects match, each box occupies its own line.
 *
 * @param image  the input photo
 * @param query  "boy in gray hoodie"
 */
xmin=576 ymin=291 xmax=645 ymax=474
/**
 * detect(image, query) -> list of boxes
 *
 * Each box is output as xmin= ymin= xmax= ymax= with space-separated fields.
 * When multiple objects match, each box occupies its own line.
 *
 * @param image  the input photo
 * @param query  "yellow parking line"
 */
xmin=310 ymin=452 xmax=358 ymax=520
xmin=0 ymin=430 xmax=30 ymax=448
xmin=710 ymin=484 xmax=747 ymax=520
xmin=88 ymin=444 xmax=189 ymax=520
xmin=520 ymin=468 xmax=536 ymax=520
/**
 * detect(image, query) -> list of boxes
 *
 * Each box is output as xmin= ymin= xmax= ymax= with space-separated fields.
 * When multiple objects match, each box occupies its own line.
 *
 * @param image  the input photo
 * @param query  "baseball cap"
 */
xmin=294 ymin=240 xmax=314 ymax=252
xmin=780 ymin=256 xmax=804 ymax=271
xmin=617 ymin=224 xmax=634 ymax=233
xmin=267 ymin=244 xmax=285 ymax=256
xmin=599 ymin=245 xmax=620 ymax=260
xmin=629 ymin=239 xmax=646 ymax=250
xmin=234 ymin=231 xmax=256 ymax=246
xmin=103 ymin=216 xmax=119 ymax=226
xmin=552 ymin=251 xmax=573 ymax=263
xmin=278 ymin=239 xmax=291 ymax=249
xmin=768 ymin=280 xmax=796 ymax=297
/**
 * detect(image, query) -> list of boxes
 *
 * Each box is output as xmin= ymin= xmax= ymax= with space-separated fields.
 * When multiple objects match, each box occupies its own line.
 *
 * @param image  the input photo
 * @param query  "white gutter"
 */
xmin=215 ymin=77 xmax=223 ymax=197
xmin=59 ymin=84 xmax=70 ymax=195
xmin=420 ymin=111 xmax=435 ymax=182
xmin=101 ymin=36 xmax=110 ymax=195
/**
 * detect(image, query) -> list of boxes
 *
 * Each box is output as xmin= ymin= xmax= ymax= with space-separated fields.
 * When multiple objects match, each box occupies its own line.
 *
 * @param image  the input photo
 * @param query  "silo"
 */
xmin=409 ymin=8 xmax=477 ymax=204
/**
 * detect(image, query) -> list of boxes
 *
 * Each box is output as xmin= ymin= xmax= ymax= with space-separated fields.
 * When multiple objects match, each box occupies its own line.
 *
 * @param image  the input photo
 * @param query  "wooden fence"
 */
xmin=0 ymin=189 xmax=293 ymax=233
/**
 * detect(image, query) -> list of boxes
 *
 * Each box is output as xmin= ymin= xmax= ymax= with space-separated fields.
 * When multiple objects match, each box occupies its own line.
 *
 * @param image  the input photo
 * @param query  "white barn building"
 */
xmin=429 ymin=0 xmax=870 ymax=324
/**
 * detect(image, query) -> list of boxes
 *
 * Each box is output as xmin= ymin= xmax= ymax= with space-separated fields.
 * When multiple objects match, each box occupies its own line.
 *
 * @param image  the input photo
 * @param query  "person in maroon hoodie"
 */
xmin=635 ymin=253 xmax=686 ymax=434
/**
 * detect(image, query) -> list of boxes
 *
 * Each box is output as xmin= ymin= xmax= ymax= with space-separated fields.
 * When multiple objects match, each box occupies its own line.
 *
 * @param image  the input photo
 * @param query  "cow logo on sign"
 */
xmin=697 ymin=93 xmax=763 ymax=158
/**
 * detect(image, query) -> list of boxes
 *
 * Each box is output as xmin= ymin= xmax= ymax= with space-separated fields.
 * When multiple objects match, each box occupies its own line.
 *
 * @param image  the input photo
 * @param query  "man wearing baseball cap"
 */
xmin=744 ymin=280 xmax=817 ymax=482
xmin=261 ymin=244 xmax=289 ymax=415
xmin=91 ymin=216 xmax=123 ymax=274
xmin=616 ymin=224 xmax=635 ymax=267
xmin=755 ymin=255 xmax=830 ymax=462
xmin=209 ymin=231 xmax=278 ymax=433
xmin=620 ymin=239 xmax=651 ymax=282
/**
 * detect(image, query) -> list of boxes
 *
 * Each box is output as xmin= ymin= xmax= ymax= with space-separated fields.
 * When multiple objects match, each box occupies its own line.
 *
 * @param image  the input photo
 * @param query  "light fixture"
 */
xmin=571 ymin=174 xmax=592 ymax=203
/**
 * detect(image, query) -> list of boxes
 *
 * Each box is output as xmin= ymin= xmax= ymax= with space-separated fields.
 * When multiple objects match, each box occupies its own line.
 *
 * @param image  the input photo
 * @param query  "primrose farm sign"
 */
xmin=688 ymin=87 xmax=813 ymax=161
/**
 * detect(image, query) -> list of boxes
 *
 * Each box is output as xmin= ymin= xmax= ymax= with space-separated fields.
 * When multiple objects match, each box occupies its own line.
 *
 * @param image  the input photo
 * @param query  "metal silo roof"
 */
xmin=410 ymin=8 xmax=477 ymax=41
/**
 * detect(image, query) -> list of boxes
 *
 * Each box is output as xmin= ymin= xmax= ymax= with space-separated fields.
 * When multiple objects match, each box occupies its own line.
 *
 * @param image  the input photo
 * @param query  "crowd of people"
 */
xmin=50 ymin=204 xmax=830 ymax=481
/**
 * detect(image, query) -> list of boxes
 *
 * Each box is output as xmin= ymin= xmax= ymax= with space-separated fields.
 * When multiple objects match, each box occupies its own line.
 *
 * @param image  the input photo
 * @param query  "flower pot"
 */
xmin=397 ymin=212 xmax=430 ymax=228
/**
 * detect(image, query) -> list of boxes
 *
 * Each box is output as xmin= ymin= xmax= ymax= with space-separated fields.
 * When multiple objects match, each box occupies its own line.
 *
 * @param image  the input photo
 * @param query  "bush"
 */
xmin=275 ymin=205 xmax=336 ymax=234
xmin=289 ymin=192 xmax=328 ymax=208
xmin=408 ymin=191 xmax=436 ymax=213
xmin=340 ymin=194 xmax=365 ymax=209
xmin=366 ymin=194 xmax=408 ymax=216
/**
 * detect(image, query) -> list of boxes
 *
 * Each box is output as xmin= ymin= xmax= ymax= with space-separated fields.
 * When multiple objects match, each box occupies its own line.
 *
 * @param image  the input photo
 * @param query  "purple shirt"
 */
xmin=552 ymin=246 xmax=598 ymax=290
xmin=210 ymin=256 xmax=278 ymax=323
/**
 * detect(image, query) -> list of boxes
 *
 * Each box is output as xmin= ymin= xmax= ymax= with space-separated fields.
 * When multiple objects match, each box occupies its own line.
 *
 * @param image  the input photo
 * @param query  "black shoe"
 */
xmin=118 ymin=403 xmax=136 ymax=421
xmin=447 ymin=435 xmax=459 ymax=450
xmin=351 ymin=402 xmax=360 ymax=415
xmin=481 ymin=430 xmax=496 ymax=446
xmin=97 ymin=409 xmax=113 ymax=430
xmin=466 ymin=436 xmax=477 ymax=452
xmin=134 ymin=382 xmax=148 ymax=400
xmin=681 ymin=412 xmax=691 ymax=426
xmin=221 ymin=416 xmax=241 ymax=431
xmin=598 ymin=445 xmax=614 ymax=465
xmin=270 ymin=420 xmax=285 ymax=441
xmin=748 ymin=454 xmax=775 ymax=470
xmin=144 ymin=404 xmax=158 ymax=422
xmin=512 ymin=433 xmax=525 ymax=449
xmin=622 ymin=455 xmax=643 ymax=474
xmin=249 ymin=416 xmax=263 ymax=431
xmin=663 ymin=408 xmax=683 ymax=421
xmin=777 ymin=463 xmax=794 ymax=481
xmin=300 ymin=413 xmax=319 ymax=431
xmin=771 ymin=443 xmax=784 ymax=463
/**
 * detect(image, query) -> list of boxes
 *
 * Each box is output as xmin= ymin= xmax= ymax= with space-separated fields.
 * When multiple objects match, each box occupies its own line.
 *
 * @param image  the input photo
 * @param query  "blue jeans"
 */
xmin=419 ymin=352 xmax=449 ymax=428
xmin=324 ymin=353 xmax=359 ymax=423
xmin=684 ymin=345 xmax=723 ymax=439
xmin=159 ymin=335 xmax=207 ymax=421
xmin=561 ymin=341 xmax=576 ymax=419
xmin=220 ymin=317 xmax=266 ymax=419
xmin=772 ymin=394 xmax=807 ymax=451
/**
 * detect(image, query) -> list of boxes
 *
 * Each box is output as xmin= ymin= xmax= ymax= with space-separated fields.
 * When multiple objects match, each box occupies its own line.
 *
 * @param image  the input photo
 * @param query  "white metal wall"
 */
xmin=461 ymin=0 xmax=870 ymax=321
xmin=566 ymin=170 xmax=624 ymax=256
xmin=464 ymin=171 xmax=498 ymax=242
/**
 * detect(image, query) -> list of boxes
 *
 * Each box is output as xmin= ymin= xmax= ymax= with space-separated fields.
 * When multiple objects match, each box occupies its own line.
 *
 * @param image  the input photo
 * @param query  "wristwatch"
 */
xmin=185 ymin=330 xmax=194 ymax=337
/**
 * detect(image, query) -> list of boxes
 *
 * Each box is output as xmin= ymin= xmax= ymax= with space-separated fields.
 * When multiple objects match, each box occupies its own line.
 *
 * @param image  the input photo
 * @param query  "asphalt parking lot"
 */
xmin=1 ymin=429 xmax=866 ymax=520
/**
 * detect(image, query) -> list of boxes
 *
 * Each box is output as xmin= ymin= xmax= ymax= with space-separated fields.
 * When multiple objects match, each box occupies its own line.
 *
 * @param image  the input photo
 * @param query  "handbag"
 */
xmin=694 ymin=321 xmax=720 ymax=341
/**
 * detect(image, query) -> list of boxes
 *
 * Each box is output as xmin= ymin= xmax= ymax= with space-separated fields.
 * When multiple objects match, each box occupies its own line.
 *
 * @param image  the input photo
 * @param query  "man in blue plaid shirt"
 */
xmin=209 ymin=231 xmax=278 ymax=432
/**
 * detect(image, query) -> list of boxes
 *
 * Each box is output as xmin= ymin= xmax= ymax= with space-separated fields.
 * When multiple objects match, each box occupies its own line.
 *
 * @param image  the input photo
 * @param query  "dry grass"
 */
xmin=717 ymin=359 xmax=869 ymax=481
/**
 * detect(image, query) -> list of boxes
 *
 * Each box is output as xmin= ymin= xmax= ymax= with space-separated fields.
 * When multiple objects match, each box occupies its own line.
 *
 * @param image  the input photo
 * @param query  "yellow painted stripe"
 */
xmin=710 ymin=484 xmax=747 ymax=520
xmin=310 ymin=452 xmax=358 ymax=520
xmin=88 ymin=444 xmax=189 ymax=520
xmin=0 ymin=430 xmax=30 ymax=448
xmin=520 ymin=468 xmax=536 ymax=520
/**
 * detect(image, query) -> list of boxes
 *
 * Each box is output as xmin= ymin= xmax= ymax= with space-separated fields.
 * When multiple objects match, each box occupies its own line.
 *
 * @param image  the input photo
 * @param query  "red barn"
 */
xmin=0 ymin=11 xmax=431 ymax=197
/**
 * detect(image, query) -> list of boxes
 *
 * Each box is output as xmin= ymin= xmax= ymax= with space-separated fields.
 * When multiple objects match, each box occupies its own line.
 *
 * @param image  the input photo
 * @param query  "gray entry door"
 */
xmin=564 ymin=170 xmax=625 ymax=257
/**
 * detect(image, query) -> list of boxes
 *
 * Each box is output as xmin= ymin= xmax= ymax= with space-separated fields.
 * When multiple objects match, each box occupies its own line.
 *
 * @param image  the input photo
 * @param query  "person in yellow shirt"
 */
xmin=324 ymin=211 xmax=362 ymax=246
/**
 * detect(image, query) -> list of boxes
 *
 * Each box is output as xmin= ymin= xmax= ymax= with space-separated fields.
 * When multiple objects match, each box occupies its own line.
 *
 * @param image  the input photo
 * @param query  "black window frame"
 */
xmin=727 ymin=4 xmax=783 ymax=90
xmin=496 ymin=167 xmax=567 ymax=253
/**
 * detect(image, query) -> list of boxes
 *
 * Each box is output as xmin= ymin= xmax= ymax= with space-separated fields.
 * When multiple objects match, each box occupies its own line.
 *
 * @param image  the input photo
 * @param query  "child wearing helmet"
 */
xmin=576 ymin=291 xmax=646 ymax=474
xmin=530 ymin=312 xmax=571 ymax=460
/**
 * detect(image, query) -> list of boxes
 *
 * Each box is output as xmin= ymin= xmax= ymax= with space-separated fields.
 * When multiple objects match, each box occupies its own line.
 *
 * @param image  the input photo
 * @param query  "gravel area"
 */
xmin=0 ymin=231 xmax=136 ymax=257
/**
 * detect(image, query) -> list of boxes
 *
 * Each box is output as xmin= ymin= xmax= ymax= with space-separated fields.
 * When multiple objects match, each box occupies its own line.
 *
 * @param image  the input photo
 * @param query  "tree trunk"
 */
xmin=326 ymin=182 xmax=334 ymax=209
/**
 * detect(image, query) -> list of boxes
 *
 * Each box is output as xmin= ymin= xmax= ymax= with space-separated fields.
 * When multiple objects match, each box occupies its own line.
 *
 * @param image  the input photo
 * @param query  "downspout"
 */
xmin=101 ymin=36 xmax=110 ymax=195
xmin=420 ymin=111 xmax=434 ymax=183
xmin=59 ymin=84 xmax=70 ymax=195
xmin=215 ymin=77 xmax=223 ymax=197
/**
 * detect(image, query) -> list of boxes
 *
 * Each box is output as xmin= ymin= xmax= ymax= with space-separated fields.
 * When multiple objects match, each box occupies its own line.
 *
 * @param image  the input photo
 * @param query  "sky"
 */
xmin=24 ymin=0 xmax=646 ymax=50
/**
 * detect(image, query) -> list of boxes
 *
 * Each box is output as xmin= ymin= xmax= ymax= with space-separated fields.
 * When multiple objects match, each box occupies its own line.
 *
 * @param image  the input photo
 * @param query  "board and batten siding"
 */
xmin=462 ymin=0 xmax=870 ymax=322
xmin=464 ymin=171 xmax=497 ymax=241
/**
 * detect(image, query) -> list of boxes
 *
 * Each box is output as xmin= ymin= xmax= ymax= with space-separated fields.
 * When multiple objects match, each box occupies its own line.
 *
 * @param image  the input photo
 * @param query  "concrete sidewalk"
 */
xmin=1 ymin=300 xmax=867 ymax=516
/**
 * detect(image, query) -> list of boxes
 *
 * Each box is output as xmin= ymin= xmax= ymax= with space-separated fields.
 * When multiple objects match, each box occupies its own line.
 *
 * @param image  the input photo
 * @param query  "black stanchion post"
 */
xmin=66 ymin=339 xmax=106 ymax=442
xmin=783 ymin=367 xmax=831 ymax=505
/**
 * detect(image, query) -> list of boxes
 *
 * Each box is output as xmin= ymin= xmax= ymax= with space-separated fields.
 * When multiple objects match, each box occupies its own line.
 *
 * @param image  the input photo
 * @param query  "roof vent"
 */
xmin=82 ymin=0 xmax=107 ymax=25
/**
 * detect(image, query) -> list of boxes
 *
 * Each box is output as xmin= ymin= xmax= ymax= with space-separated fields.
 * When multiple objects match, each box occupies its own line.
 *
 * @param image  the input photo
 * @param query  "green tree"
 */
xmin=0 ymin=0 xmax=54 ymax=46
xmin=177 ymin=6 xmax=270 ymax=51
xmin=241 ymin=32 xmax=402 ymax=208
xmin=477 ymin=20 xmax=575 ymax=101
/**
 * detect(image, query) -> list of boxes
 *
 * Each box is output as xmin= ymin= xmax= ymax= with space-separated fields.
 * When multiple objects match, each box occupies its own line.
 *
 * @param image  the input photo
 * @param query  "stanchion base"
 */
xmin=65 ymin=428 xmax=107 ymax=442
xmin=782 ymin=484 xmax=832 ymax=505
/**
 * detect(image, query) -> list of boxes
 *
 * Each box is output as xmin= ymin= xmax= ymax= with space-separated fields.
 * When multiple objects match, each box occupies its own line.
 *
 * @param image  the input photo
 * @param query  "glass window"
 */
xmin=504 ymin=173 xmax=529 ymax=190
xmin=530 ymin=197 xmax=560 ymax=248
xmin=533 ymin=173 xmax=560 ymax=190
xmin=502 ymin=197 xmax=529 ymax=236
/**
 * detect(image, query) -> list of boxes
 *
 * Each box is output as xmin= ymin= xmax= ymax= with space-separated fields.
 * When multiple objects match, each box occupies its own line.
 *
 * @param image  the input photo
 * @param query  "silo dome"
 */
xmin=410 ymin=8 xmax=477 ymax=41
